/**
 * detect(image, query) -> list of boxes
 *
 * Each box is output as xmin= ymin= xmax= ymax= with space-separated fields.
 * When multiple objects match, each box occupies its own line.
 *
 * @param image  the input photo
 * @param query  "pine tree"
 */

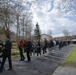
xmin=34 ymin=23 xmax=41 ymax=41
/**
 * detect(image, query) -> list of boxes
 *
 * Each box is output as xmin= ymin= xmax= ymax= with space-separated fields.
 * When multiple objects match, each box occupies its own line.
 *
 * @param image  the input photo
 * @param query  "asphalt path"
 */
xmin=0 ymin=44 xmax=74 ymax=75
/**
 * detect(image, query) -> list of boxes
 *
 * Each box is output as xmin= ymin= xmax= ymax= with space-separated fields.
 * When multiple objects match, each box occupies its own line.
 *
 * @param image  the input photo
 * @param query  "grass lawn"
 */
xmin=12 ymin=42 xmax=26 ymax=58
xmin=12 ymin=53 xmax=26 ymax=58
xmin=63 ymin=45 xmax=76 ymax=67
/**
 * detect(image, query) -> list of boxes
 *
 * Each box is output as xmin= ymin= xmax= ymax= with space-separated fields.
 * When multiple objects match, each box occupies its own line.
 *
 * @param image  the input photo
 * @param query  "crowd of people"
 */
xmin=17 ymin=38 xmax=71 ymax=62
xmin=0 ymin=36 xmax=71 ymax=73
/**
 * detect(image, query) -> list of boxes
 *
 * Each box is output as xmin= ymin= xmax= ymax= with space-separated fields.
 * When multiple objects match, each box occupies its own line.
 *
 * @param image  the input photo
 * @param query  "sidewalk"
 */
xmin=52 ymin=44 xmax=76 ymax=75
xmin=0 ymin=44 xmax=74 ymax=75
xmin=52 ymin=66 xmax=76 ymax=75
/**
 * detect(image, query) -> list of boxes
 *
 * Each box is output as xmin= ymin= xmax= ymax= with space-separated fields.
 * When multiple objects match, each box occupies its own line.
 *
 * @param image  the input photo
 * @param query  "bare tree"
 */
xmin=25 ymin=16 xmax=32 ymax=39
xmin=13 ymin=0 xmax=33 ymax=40
xmin=21 ymin=13 xmax=32 ymax=39
xmin=21 ymin=15 xmax=25 ymax=38
xmin=63 ymin=29 xmax=70 ymax=40
xmin=12 ymin=0 xmax=23 ymax=41
xmin=0 ymin=0 xmax=16 ymax=37
xmin=0 ymin=0 xmax=37 ymax=40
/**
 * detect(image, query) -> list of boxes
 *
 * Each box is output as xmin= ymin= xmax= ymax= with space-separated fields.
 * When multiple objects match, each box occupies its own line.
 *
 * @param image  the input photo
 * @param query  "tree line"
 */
xmin=0 ymin=0 xmax=41 ymax=41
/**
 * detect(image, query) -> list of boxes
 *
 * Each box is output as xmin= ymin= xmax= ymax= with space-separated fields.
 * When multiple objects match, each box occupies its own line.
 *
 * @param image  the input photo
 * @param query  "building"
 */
xmin=40 ymin=34 xmax=52 ymax=41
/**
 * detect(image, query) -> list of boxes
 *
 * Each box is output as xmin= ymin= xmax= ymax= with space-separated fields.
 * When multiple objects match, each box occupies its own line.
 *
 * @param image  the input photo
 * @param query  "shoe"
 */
xmin=28 ymin=60 xmax=31 ymax=62
xmin=26 ymin=60 xmax=31 ymax=62
xmin=0 ymin=70 xmax=2 ymax=73
xmin=19 ymin=59 xmax=23 ymax=61
xmin=23 ymin=57 xmax=25 ymax=60
xmin=7 ymin=68 xmax=12 ymax=70
xmin=22 ymin=57 xmax=25 ymax=61
xmin=0 ymin=69 xmax=2 ymax=73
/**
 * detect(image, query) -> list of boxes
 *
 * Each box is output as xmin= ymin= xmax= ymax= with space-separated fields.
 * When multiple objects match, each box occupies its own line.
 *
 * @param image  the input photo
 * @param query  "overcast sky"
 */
xmin=10 ymin=0 xmax=76 ymax=37
xmin=25 ymin=0 xmax=76 ymax=37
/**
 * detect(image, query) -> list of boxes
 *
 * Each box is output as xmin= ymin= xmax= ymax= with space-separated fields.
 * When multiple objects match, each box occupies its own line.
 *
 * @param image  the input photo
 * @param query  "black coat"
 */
xmin=36 ymin=42 xmax=41 ymax=53
xmin=3 ymin=40 xmax=12 ymax=56
xmin=0 ymin=41 xmax=3 ymax=52
xmin=26 ymin=41 xmax=32 ymax=52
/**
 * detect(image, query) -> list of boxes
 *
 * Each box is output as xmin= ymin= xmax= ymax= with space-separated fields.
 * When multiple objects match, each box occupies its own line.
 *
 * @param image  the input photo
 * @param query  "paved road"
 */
xmin=0 ymin=44 xmax=74 ymax=75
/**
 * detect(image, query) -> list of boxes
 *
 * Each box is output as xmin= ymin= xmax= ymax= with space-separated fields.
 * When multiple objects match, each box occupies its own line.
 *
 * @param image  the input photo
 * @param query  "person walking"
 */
xmin=43 ymin=38 xmax=48 ymax=54
xmin=49 ymin=39 xmax=54 ymax=51
xmin=59 ymin=40 xmax=63 ymax=50
xmin=26 ymin=38 xmax=32 ymax=62
xmin=36 ymin=40 xmax=41 ymax=56
xmin=17 ymin=39 xmax=25 ymax=61
xmin=0 ymin=35 xmax=12 ymax=73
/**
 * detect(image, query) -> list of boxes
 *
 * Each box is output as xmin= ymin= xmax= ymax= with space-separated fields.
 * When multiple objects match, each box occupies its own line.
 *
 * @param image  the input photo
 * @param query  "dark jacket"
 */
xmin=3 ymin=40 xmax=12 ymax=56
xmin=37 ymin=42 xmax=41 ymax=53
xmin=0 ymin=41 xmax=3 ymax=52
xmin=26 ymin=41 xmax=32 ymax=52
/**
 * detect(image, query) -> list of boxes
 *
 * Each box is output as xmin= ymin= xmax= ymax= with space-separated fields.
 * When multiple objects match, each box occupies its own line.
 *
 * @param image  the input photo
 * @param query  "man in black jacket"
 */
xmin=26 ymin=38 xmax=32 ymax=62
xmin=0 ymin=35 xmax=12 ymax=73
xmin=43 ymin=38 xmax=48 ymax=54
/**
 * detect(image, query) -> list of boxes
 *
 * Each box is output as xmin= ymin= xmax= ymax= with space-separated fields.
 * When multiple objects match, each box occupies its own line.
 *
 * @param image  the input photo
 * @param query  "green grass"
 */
xmin=12 ymin=53 xmax=26 ymax=58
xmin=11 ymin=42 xmax=26 ymax=58
xmin=63 ymin=45 xmax=76 ymax=67
xmin=12 ymin=54 xmax=20 ymax=58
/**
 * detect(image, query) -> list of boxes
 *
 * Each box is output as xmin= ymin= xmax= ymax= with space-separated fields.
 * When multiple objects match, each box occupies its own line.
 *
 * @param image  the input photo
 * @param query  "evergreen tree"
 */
xmin=34 ymin=23 xmax=41 ymax=41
